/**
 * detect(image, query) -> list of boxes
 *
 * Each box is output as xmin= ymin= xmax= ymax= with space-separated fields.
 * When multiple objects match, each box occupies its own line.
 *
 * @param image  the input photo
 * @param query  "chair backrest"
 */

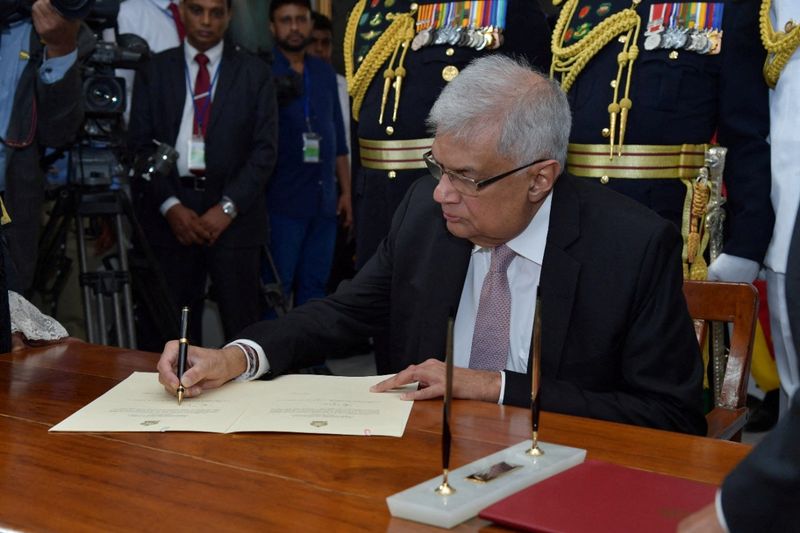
xmin=682 ymin=281 xmax=758 ymax=441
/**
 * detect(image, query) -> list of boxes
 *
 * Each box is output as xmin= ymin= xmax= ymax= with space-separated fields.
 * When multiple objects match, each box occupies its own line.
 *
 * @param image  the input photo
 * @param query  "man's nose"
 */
xmin=433 ymin=175 xmax=458 ymax=204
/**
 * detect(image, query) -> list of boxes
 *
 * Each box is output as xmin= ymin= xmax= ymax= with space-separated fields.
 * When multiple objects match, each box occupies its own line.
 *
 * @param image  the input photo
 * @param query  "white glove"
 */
xmin=706 ymin=253 xmax=761 ymax=283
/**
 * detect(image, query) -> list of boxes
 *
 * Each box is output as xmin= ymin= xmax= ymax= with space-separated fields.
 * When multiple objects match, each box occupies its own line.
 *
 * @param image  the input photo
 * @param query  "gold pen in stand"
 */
xmin=176 ymin=306 xmax=190 ymax=405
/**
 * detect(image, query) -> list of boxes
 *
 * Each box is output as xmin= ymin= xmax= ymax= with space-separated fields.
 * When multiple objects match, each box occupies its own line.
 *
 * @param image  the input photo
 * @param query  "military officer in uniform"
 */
xmin=346 ymin=0 xmax=552 ymax=268
xmin=551 ymin=0 xmax=773 ymax=283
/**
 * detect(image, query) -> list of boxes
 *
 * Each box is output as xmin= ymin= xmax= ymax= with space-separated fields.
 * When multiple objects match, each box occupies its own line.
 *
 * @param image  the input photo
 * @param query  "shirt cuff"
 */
xmin=160 ymin=196 xmax=181 ymax=216
xmin=226 ymin=339 xmax=270 ymax=381
xmin=715 ymin=489 xmax=730 ymax=533
xmin=39 ymin=48 xmax=77 ymax=84
xmin=497 ymin=370 xmax=506 ymax=405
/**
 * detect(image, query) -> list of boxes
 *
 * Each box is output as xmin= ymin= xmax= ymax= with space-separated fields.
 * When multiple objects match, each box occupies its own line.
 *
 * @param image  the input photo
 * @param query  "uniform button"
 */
xmin=388 ymin=170 xmax=397 ymax=179
xmin=600 ymin=175 xmax=610 ymax=184
xmin=19 ymin=50 xmax=29 ymax=60
xmin=446 ymin=47 xmax=455 ymax=56
xmin=410 ymin=2 xmax=418 ymax=11
xmin=386 ymin=126 xmax=394 ymax=135
xmin=669 ymin=50 xmax=679 ymax=60
xmin=357 ymin=55 xmax=364 ymax=63
xmin=610 ymin=79 xmax=617 ymax=88
xmin=601 ymin=127 xmax=610 ymax=138
xmin=785 ymin=19 xmax=796 ymax=32
xmin=618 ymin=35 xmax=627 ymax=43
xmin=442 ymin=65 xmax=459 ymax=81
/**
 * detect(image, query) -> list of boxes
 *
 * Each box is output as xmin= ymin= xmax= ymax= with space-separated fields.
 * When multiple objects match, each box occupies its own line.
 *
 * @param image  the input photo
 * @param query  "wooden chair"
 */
xmin=682 ymin=281 xmax=759 ymax=441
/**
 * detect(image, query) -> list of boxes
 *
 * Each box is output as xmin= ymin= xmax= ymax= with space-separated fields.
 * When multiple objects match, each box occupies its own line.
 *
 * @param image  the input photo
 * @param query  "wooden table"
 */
xmin=0 ymin=342 xmax=751 ymax=532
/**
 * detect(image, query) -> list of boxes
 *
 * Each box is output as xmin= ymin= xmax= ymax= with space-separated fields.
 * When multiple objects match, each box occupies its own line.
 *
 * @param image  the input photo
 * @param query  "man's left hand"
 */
xmin=32 ymin=0 xmax=80 ymax=58
xmin=199 ymin=204 xmax=233 ymax=246
xmin=337 ymin=193 xmax=353 ymax=229
xmin=370 ymin=358 xmax=501 ymax=403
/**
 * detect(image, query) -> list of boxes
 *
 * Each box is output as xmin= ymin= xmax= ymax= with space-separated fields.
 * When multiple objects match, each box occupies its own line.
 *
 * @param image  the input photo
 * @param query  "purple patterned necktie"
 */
xmin=469 ymin=244 xmax=516 ymax=371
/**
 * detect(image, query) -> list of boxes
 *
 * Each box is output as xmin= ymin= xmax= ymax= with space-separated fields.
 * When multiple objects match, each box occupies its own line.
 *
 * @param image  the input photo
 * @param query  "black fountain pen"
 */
xmin=176 ymin=306 xmax=190 ymax=405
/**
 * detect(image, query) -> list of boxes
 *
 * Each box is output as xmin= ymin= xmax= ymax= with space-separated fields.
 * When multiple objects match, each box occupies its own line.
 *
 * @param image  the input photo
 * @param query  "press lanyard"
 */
xmin=183 ymin=56 xmax=221 ymax=138
xmin=303 ymin=63 xmax=313 ymax=133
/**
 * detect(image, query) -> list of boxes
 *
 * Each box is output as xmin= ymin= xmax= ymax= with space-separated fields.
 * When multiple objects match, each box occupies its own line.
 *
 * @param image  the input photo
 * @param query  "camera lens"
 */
xmin=83 ymin=76 xmax=125 ymax=115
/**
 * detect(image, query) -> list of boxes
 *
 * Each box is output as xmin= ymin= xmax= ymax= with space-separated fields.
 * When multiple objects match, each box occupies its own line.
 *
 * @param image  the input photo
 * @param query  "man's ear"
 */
xmin=527 ymin=160 xmax=561 ymax=203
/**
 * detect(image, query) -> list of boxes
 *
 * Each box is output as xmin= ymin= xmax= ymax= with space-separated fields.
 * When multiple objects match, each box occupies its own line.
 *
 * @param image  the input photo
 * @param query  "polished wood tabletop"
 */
xmin=0 ymin=341 xmax=751 ymax=532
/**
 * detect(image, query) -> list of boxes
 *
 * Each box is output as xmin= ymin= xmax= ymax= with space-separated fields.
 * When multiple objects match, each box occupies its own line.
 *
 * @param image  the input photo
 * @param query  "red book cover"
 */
xmin=479 ymin=460 xmax=716 ymax=533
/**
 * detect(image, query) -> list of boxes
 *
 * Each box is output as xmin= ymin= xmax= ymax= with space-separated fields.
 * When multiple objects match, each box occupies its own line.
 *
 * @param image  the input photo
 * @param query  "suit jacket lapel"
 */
xmin=166 ymin=48 xmax=187 ymax=144
xmin=208 ymin=43 xmax=240 ymax=134
xmin=539 ymin=175 xmax=582 ymax=377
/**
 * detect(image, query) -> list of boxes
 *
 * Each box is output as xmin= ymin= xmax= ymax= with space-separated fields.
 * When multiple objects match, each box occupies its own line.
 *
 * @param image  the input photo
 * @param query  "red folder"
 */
xmin=479 ymin=460 xmax=716 ymax=533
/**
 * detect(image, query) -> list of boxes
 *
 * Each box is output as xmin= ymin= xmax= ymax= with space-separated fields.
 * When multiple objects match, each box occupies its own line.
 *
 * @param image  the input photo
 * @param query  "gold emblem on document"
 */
xmin=310 ymin=420 xmax=328 ymax=428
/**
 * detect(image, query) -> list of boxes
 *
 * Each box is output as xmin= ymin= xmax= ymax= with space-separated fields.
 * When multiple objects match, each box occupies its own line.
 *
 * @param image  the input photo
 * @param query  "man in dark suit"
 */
xmin=157 ymin=55 xmax=705 ymax=435
xmin=128 ymin=0 xmax=277 ymax=344
xmin=1 ymin=0 xmax=86 ymax=294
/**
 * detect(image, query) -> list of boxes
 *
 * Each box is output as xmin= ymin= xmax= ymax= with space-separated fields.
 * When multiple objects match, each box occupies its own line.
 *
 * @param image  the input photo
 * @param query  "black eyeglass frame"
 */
xmin=423 ymin=150 xmax=547 ymax=194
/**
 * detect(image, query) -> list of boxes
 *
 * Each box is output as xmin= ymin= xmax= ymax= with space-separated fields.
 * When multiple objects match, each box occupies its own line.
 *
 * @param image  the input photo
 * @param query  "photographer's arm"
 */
xmin=32 ymin=0 xmax=90 ymax=148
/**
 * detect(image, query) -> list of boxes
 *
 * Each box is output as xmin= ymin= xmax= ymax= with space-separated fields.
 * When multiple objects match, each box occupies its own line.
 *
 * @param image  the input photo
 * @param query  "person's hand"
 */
xmin=165 ymin=204 xmax=208 ymax=246
xmin=370 ymin=358 xmax=502 ymax=403
xmin=31 ymin=0 xmax=80 ymax=59
xmin=337 ymin=192 xmax=353 ymax=229
xmin=707 ymin=253 xmax=760 ymax=283
xmin=677 ymin=503 xmax=724 ymax=533
xmin=157 ymin=341 xmax=247 ymax=399
xmin=198 ymin=204 xmax=233 ymax=246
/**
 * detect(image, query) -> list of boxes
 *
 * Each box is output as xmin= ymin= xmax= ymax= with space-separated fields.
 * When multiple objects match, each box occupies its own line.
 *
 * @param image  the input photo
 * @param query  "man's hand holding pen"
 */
xmin=157 ymin=341 xmax=247 ymax=400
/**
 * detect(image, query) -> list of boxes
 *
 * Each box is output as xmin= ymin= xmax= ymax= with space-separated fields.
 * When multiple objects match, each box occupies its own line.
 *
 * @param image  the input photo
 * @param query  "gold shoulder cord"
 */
xmin=344 ymin=0 xmax=417 ymax=122
xmin=760 ymin=0 xmax=800 ymax=88
xmin=550 ymin=0 xmax=643 ymax=158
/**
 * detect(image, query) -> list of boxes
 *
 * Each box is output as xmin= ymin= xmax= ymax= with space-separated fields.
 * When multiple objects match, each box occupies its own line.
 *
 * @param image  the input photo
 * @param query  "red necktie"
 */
xmin=168 ymin=2 xmax=186 ymax=41
xmin=193 ymin=53 xmax=211 ymax=138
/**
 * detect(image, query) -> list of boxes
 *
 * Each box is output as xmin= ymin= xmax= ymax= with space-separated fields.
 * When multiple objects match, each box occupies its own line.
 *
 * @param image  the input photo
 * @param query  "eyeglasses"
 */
xmin=423 ymin=150 xmax=546 ymax=196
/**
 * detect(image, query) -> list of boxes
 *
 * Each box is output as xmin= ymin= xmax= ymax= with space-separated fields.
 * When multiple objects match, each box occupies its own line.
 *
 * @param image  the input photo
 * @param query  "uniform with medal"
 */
xmin=552 ymin=0 xmax=773 ymax=282
xmin=346 ymin=0 xmax=552 ymax=268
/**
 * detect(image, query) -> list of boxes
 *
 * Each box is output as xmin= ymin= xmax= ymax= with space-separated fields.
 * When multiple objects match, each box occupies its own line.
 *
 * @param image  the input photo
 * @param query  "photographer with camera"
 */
xmin=0 ymin=0 xmax=92 ymax=296
xmin=128 ymin=0 xmax=277 ymax=346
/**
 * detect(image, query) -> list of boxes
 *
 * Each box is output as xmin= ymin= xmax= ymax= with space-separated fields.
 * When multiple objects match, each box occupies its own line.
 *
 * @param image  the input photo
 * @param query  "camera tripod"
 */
xmin=34 ymin=148 xmax=179 ymax=349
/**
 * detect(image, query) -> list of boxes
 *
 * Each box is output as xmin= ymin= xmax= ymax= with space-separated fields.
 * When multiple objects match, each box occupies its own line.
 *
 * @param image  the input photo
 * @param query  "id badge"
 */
xmin=188 ymin=135 xmax=206 ymax=174
xmin=302 ymin=132 xmax=321 ymax=163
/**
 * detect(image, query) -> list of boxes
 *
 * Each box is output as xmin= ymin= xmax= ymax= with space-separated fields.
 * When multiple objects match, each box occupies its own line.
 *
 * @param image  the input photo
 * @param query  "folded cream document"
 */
xmin=50 ymin=372 xmax=416 ymax=437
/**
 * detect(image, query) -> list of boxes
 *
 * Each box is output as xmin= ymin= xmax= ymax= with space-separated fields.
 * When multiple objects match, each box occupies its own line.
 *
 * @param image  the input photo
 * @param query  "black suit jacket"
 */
xmin=128 ymin=41 xmax=277 ymax=247
xmin=238 ymin=174 xmax=706 ymax=435
xmin=721 ymin=390 xmax=800 ymax=532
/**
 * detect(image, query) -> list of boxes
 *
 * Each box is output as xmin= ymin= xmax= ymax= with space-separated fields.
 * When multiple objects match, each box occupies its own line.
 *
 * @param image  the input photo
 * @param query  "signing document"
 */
xmin=51 ymin=372 xmax=416 ymax=437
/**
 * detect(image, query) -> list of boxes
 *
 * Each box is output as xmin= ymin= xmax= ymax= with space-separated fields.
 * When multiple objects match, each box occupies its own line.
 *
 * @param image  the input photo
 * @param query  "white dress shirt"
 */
xmin=454 ymin=192 xmax=552 ymax=401
xmin=233 ymin=191 xmax=554 ymax=406
xmin=160 ymin=40 xmax=224 ymax=216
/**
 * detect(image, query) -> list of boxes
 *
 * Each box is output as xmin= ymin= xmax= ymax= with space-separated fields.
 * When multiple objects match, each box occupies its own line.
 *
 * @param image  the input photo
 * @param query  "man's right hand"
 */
xmin=165 ymin=204 xmax=209 ymax=246
xmin=157 ymin=341 xmax=247 ymax=399
xmin=32 ymin=0 xmax=80 ymax=59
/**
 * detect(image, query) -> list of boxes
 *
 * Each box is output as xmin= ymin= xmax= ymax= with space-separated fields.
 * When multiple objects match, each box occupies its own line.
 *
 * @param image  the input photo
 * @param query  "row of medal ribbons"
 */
xmin=644 ymin=2 xmax=725 ymax=54
xmin=411 ymin=0 xmax=508 ymax=51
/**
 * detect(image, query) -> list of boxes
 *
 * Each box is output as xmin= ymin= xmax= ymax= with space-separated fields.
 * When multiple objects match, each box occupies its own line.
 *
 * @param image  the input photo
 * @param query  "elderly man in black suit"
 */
xmin=128 ymin=0 xmax=277 ymax=345
xmin=156 ymin=55 xmax=705 ymax=435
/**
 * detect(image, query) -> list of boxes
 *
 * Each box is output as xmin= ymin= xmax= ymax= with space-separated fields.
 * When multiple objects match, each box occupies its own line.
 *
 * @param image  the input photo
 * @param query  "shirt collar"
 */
xmin=184 ymin=39 xmax=224 ymax=67
xmin=471 ymin=191 xmax=553 ymax=265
